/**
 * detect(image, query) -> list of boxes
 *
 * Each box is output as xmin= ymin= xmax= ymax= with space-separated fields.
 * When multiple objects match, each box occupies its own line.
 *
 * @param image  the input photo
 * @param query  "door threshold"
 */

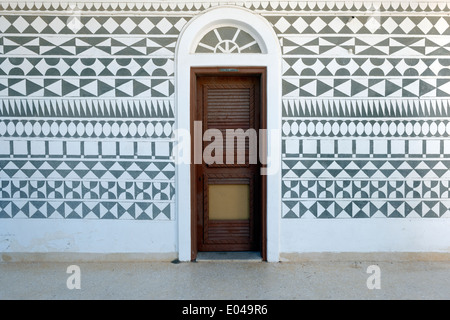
xmin=195 ymin=251 xmax=262 ymax=262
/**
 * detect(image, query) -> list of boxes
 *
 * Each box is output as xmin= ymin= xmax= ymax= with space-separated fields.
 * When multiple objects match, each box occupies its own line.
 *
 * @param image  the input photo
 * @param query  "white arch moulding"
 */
xmin=175 ymin=6 xmax=282 ymax=262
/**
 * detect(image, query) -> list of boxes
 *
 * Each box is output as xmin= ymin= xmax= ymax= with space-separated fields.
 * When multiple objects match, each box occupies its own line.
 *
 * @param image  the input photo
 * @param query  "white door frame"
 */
xmin=175 ymin=6 xmax=282 ymax=262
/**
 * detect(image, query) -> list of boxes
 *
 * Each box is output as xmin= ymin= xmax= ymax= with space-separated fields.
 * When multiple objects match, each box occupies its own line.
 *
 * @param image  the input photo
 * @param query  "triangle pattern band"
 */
xmin=281 ymin=36 xmax=450 ymax=56
xmin=0 ymin=160 xmax=176 ymax=180
xmin=1 ymin=2 xmax=449 ymax=13
xmin=0 ymin=180 xmax=174 ymax=202
xmin=282 ymin=160 xmax=450 ymax=180
xmin=282 ymin=99 xmax=450 ymax=118
xmin=0 ymin=99 xmax=174 ymax=118
xmin=268 ymin=16 xmax=450 ymax=35
xmin=282 ymin=78 xmax=450 ymax=98
xmin=1 ymin=78 xmax=174 ymax=98
xmin=282 ymin=200 xmax=450 ymax=218
xmin=282 ymin=179 xmax=449 ymax=199
xmin=2 ymin=36 xmax=176 ymax=57
xmin=0 ymin=15 xmax=190 ymax=35
xmin=0 ymin=200 xmax=172 ymax=220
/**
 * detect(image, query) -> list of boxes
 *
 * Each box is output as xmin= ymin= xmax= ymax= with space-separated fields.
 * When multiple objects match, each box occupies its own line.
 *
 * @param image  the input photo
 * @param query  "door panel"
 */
xmin=203 ymin=79 xmax=256 ymax=168
xmin=208 ymin=184 xmax=250 ymax=220
xmin=196 ymin=75 xmax=261 ymax=252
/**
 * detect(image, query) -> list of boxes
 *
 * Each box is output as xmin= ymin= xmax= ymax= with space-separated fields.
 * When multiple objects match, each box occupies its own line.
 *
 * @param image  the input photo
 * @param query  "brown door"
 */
xmin=193 ymin=72 xmax=262 ymax=253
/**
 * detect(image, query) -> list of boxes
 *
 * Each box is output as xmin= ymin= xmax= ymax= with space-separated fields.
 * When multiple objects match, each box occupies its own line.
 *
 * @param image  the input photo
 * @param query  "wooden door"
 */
xmin=194 ymin=73 xmax=262 ymax=252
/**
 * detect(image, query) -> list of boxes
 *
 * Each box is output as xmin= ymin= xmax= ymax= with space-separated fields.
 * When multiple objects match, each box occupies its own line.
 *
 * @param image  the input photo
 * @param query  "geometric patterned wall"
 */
xmin=1 ymin=1 xmax=450 ymax=222
xmin=0 ymin=7 xmax=188 ymax=220
xmin=275 ymin=9 xmax=450 ymax=219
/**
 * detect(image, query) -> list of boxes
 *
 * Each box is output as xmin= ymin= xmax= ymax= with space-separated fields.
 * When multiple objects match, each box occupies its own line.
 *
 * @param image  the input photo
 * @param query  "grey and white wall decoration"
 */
xmin=0 ymin=9 xmax=184 ymax=220
xmin=276 ymin=11 xmax=450 ymax=219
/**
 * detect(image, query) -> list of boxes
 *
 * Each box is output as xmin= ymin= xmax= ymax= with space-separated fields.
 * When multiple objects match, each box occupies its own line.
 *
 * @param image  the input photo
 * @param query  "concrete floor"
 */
xmin=1 ymin=259 xmax=449 ymax=300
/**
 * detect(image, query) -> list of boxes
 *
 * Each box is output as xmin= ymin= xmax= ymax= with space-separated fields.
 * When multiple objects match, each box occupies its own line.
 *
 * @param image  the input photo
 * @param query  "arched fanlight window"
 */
xmin=195 ymin=26 xmax=262 ymax=54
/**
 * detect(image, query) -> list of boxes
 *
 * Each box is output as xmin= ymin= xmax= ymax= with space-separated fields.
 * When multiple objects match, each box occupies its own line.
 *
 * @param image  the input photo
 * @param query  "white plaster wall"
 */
xmin=281 ymin=219 xmax=450 ymax=253
xmin=4 ymin=215 xmax=450 ymax=257
xmin=0 ymin=220 xmax=177 ymax=254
